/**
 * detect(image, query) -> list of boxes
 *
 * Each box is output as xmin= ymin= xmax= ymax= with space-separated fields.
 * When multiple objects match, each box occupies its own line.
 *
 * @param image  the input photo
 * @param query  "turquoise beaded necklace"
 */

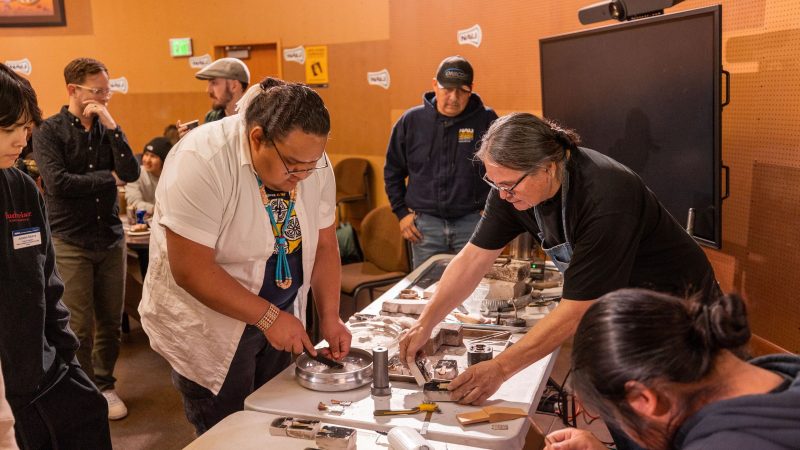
xmin=257 ymin=177 xmax=296 ymax=289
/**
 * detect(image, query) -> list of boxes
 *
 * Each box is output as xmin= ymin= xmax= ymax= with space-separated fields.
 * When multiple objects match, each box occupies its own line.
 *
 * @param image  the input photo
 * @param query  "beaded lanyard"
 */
xmin=257 ymin=177 xmax=297 ymax=289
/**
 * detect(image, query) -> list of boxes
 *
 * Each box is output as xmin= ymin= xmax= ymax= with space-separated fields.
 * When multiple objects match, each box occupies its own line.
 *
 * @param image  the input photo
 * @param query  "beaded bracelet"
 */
xmin=255 ymin=304 xmax=280 ymax=334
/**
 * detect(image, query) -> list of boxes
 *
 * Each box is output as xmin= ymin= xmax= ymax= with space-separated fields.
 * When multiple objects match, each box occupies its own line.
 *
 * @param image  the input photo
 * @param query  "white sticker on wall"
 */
xmin=367 ymin=69 xmax=390 ymax=89
xmin=189 ymin=54 xmax=212 ymax=69
xmin=109 ymin=77 xmax=128 ymax=94
xmin=283 ymin=46 xmax=305 ymax=64
xmin=5 ymin=58 xmax=32 ymax=75
xmin=457 ymin=24 xmax=482 ymax=47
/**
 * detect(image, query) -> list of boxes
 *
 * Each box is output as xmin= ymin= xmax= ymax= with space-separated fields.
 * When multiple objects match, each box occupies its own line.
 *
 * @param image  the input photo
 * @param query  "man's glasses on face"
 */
xmin=482 ymin=171 xmax=529 ymax=197
xmin=270 ymin=139 xmax=329 ymax=175
xmin=71 ymin=84 xmax=113 ymax=98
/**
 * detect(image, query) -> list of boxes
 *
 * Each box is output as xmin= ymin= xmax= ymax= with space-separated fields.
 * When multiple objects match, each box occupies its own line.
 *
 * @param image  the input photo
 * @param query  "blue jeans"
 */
xmin=171 ymin=325 xmax=292 ymax=435
xmin=411 ymin=211 xmax=481 ymax=268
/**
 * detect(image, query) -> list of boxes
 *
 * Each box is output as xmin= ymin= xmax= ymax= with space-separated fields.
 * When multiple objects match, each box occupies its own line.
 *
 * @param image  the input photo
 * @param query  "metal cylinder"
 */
xmin=371 ymin=346 xmax=391 ymax=396
xmin=467 ymin=343 xmax=494 ymax=366
xmin=509 ymin=232 xmax=534 ymax=260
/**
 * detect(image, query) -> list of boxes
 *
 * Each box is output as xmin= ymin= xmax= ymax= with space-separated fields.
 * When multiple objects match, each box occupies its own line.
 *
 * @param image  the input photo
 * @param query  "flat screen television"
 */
xmin=540 ymin=5 xmax=724 ymax=248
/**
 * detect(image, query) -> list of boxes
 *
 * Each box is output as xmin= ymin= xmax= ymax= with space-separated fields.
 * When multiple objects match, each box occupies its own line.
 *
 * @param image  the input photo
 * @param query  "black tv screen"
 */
xmin=540 ymin=5 xmax=723 ymax=248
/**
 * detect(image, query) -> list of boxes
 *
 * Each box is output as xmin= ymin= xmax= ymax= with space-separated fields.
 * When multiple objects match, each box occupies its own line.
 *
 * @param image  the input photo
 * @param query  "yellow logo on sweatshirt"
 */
xmin=458 ymin=128 xmax=475 ymax=143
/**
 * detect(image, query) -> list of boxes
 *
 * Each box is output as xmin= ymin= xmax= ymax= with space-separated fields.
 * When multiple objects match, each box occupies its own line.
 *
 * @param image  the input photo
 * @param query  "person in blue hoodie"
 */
xmin=0 ymin=63 xmax=111 ymax=448
xmin=544 ymin=288 xmax=800 ymax=450
xmin=384 ymin=55 xmax=497 ymax=268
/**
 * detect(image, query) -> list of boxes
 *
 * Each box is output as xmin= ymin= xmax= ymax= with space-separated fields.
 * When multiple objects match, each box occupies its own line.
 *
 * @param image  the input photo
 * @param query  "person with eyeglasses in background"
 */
xmin=32 ymin=57 xmax=139 ymax=422
xmin=138 ymin=77 xmax=351 ymax=435
xmin=399 ymin=113 xmax=720 ymax=450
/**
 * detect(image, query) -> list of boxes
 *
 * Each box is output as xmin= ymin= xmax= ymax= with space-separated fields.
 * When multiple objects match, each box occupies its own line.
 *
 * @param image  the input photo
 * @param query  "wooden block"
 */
xmin=456 ymin=410 xmax=490 ymax=426
xmin=456 ymin=406 xmax=529 ymax=426
xmin=484 ymin=406 xmax=528 ymax=423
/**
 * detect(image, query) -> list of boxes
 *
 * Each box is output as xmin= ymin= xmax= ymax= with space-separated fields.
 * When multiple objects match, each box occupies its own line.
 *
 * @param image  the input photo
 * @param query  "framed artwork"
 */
xmin=0 ymin=0 xmax=66 ymax=27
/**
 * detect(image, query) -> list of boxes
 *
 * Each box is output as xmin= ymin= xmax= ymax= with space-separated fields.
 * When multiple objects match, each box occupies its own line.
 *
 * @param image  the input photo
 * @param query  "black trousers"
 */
xmin=171 ymin=325 xmax=292 ymax=435
xmin=13 ymin=364 xmax=111 ymax=450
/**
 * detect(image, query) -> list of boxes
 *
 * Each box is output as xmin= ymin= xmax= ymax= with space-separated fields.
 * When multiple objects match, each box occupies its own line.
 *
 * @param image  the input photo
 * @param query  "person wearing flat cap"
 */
xmin=177 ymin=58 xmax=251 ymax=136
xmin=384 ymin=55 xmax=498 ymax=268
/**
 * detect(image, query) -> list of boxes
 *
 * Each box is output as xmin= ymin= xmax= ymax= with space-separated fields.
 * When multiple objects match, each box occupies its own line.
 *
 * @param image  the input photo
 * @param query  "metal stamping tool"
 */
xmin=423 ymin=380 xmax=454 ymax=402
xmin=371 ymin=346 xmax=391 ymax=396
xmin=467 ymin=343 xmax=493 ymax=366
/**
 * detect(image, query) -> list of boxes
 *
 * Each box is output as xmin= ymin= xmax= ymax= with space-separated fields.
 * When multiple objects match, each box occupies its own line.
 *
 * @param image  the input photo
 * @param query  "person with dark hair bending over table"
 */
xmin=400 ymin=112 xmax=720 ymax=449
xmin=544 ymin=288 xmax=800 ymax=450
xmin=139 ymin=77 xmax=351 ymax=435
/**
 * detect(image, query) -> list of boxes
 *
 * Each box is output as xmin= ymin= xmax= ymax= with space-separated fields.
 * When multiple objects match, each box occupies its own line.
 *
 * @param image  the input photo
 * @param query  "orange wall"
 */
xmin=0 ymin=0 xmax=389 ymax=117
xmin=3 ymin=0 xmax=799 ymax=352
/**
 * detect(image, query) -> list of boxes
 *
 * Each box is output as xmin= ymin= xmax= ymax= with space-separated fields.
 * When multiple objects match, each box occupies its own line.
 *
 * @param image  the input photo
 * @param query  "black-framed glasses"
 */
xmin=71 ymin=84 xmax=113 ymax=97
xmin=271 ymin=139 xmax=329 ymax=175
xmin=482 ymin=171 xmax=529 ymax=197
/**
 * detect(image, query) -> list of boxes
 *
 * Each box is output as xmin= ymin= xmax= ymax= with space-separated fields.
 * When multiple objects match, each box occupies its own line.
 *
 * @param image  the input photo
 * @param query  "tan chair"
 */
xmin=340 ymin=206 xmax=409 ymax=309
xmin=334 ymin=158 xmax=371 ymax=227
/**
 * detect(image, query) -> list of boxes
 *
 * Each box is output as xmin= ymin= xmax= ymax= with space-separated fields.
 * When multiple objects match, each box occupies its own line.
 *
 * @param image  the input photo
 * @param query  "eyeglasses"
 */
xmin=482 ymin=171 xmax=529 ymax=197
xmin=271 ymin=139 xmax=329 ymax=175
xmin=71 ymin=84 xmax=113 ymax=97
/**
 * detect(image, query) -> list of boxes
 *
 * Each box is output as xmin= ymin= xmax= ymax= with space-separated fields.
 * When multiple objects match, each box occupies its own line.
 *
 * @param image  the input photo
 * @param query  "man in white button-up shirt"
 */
xmin=139 ymin=78 xmax=351 ymax=434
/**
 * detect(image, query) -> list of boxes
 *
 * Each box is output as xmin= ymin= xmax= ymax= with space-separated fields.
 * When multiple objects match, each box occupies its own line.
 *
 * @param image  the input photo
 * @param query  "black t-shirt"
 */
xmin=470 ymin=147 xmax=716 ymax=300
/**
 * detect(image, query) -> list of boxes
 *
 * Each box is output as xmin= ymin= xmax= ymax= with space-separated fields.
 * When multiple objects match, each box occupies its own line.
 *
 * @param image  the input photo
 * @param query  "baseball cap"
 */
xmin=142 ymin=137 xmax=173 ymax=162
xmin=435 ymin=56 xmax=474 ymax=92
xmin=195 ymin=58 xmax=251 ymax=84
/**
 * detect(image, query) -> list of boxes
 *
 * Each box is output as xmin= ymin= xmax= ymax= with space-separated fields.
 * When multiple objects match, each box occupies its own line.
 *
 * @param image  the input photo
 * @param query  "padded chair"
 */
xmin=340 ymin=206 xmax=409 ymax=309
xmin=334 ymin=158 xmax=371 ymax=226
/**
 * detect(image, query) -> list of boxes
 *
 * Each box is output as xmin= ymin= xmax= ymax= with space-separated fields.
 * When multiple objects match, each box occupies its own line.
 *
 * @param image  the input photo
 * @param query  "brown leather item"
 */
xmin=456 ymin=406 xmax=529 ymax=426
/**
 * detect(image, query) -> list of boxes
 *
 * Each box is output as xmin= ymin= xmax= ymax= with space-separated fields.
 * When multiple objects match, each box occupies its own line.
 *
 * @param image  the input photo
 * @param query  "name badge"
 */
xmin=12 ymin=227 xmax=42 ymax=250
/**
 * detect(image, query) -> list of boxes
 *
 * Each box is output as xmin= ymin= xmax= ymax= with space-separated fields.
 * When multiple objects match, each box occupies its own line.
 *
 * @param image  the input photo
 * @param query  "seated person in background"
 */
xmin=125 ymin=136 xmax=171 ymax=276
xmin=0 ymin=63 xmax=111 ymax=448
xmin=545 ymin=289 xmax=800 ymax=450
xmin=139 ymin=77 xmax=351 ymax=435
xmin=125 ymin=136 xmax=172 ymax=216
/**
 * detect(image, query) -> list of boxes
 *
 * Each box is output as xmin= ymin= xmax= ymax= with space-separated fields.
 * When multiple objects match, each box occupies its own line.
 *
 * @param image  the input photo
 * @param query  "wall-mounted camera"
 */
xmin=578 ymin=0 xmax=685 ymax=25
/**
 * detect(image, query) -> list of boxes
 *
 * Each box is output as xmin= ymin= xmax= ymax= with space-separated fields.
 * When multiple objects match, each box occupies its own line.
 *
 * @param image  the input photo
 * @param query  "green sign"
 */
xmin=170 ymin=38 xmax=193 ymax=57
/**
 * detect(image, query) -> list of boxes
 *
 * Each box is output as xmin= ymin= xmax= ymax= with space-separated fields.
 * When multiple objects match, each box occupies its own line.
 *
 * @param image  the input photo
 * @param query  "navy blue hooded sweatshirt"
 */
xmin=673 ymin=353 xmax=800 ymax=449
xmin=384 ymin=91 xmax=497 ymax=221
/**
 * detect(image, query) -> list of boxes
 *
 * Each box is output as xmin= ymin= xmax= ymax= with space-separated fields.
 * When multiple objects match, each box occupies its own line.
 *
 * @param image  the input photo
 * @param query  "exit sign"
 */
xmin=170 ymin=38 xmax=193 ymax=57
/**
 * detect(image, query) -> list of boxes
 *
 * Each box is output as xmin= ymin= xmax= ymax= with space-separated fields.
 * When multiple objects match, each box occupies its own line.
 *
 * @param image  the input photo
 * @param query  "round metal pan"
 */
xmin=295 ymin=348 xmax=373 ymax=392
xmin=348 ymin=321 xmax=403 ymax=351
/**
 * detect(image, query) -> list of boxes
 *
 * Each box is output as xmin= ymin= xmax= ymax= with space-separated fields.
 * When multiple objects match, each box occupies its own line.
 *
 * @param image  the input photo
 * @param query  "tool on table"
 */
xmin=423 ymin=380 xmax=454 ymax=403
xmin=308 ymin=352 xmax=344 ymax=369
xmin=371 ymin=346 xmax=392 ymax=396
xmin=407 ymin=354 xmax=431 ymax=386
xmin=467 ymin=343 xmax=494 ymax=366
xmin=374 ymin=402 xmax=442 ymax=438
xmin=432 ymin=359 xmax=458 ymax=380
xmin=373 ymin=401 xmax=441 ymax=416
